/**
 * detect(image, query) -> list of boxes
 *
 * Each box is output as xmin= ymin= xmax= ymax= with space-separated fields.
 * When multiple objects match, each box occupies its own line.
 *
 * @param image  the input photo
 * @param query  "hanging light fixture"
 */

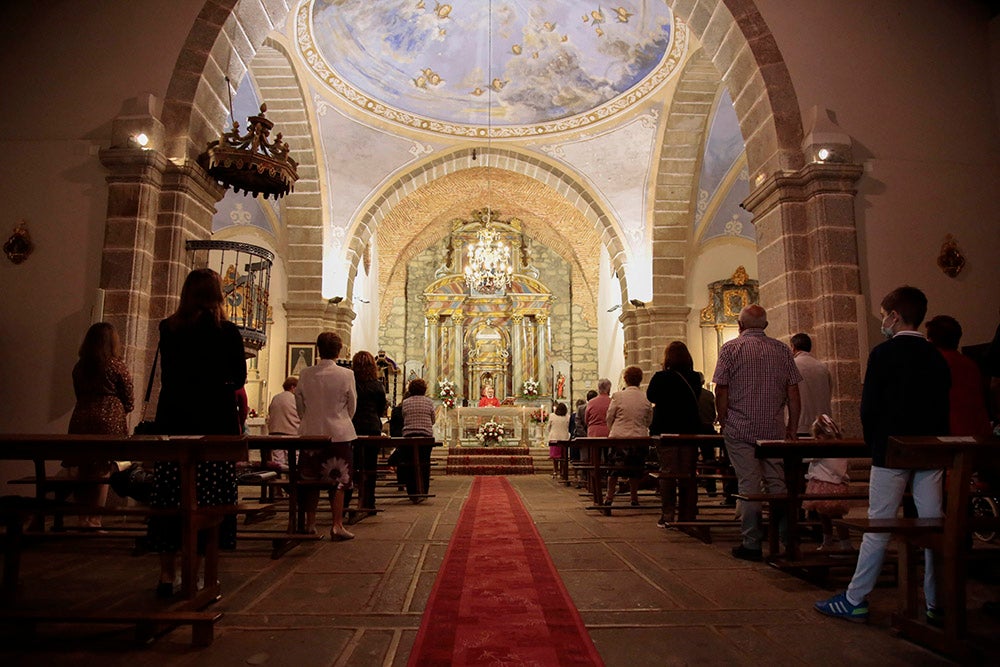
xmin=463 ymin=0 xmax=513 ymax=295
xmin=464 ymin=209 xmax=513 ymax=294
xmin=199 ymin=76 xmax=299 ymax=200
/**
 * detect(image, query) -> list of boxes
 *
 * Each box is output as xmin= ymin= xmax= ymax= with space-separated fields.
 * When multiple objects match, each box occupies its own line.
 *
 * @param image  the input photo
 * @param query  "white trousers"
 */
xmin=846 ymin=466 xmax=943 ymax=608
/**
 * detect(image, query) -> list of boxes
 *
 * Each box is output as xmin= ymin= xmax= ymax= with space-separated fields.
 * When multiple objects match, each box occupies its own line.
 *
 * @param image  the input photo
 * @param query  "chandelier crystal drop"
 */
xmin=464 ymin=212 xmax=513 ymax=294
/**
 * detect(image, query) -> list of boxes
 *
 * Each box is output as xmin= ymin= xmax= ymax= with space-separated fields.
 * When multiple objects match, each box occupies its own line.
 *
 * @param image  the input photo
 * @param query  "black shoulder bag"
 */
xmin=132 ymin=345 xmax=160 ymax=435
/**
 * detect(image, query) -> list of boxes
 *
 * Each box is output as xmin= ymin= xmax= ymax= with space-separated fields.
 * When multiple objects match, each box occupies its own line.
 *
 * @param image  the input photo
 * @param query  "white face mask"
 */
xmin=880 ymin=312 xmax=896 ymax=339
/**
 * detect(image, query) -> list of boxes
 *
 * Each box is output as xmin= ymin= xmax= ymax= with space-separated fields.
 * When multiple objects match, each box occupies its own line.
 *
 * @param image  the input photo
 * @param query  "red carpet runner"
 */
xmin=409 ymin=476 xmax=604 ymax=666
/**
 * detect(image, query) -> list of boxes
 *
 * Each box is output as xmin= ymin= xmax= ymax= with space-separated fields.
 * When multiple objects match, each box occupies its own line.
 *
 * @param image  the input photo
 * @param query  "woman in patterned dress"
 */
xmin=67 ymin=322 xmax=135 ymax=528
xmin=147 ymin=268 xmax=247 ymax=598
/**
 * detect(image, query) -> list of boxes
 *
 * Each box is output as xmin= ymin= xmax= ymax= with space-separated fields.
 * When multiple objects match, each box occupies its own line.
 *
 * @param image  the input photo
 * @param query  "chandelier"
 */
xmin=200 ymin=99 xmax=299 ymax=200
xmin=464 ymin=210 xmax=513 ymax=294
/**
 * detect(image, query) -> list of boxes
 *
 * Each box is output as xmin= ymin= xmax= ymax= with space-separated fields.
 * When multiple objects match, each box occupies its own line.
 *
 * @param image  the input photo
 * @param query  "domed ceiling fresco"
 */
xmin=298 ymin=0 xmax=678 ymax=136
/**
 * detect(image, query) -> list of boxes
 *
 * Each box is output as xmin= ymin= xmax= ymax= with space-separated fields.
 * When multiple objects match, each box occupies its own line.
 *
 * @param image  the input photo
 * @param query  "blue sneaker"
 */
xmin=814 ymin=592 xmax=869 ymax=623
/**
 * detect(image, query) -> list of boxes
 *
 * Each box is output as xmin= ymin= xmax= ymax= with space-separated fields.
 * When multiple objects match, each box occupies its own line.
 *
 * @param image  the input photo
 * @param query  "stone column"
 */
xmin=511 ymin=314 xmax=524 ymax=395
xmin=97 ymin=94 xmax=178 ymax=403
xmin=285 ymin=301 xmax=357 ymax=356
xmin=536 ymin=314 xmax=549 ymax=396
xmin=743 ymin=162 xmax=865 ymax=434
xmin=646 ymin=305 xmax=690 ymax=374
xmin=452 ymin=312 xmax=465 ymax=402
xmin=426 ymin=315 xmax=440 ymax=385
xmin=97 ymin=146 xmax=169 ymax=392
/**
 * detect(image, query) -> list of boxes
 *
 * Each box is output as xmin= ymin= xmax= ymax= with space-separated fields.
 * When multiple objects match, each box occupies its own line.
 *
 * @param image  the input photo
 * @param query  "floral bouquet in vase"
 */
xmin=529 ymin=407 xmax=549 ymax=424
xmin=438 ymin=378 xmax=457 ymax=409
xmin=522 ymin=378 xmax=539 ymax=398
xmin=476 ymin=419 xmax=505 ymax=446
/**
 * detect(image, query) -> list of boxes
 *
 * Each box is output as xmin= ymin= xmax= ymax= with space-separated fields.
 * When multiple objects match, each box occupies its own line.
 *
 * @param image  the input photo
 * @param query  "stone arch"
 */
xmin=670 ymin=0 xmax=805 ymax=174
xmin=247 ymin=39 xmax=325 ymax=312
xmin=640 ymin=48 xmax=721 ymax=371
xmin=350 ymin=147 xmax=628 ymax=327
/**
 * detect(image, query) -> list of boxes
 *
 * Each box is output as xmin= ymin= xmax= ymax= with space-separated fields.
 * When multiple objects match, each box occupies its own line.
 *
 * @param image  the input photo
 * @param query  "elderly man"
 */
xmin=790 ymin=333 xmax=833 ymax=435
xmin=713 ymin=305 xmax=802 ymax=561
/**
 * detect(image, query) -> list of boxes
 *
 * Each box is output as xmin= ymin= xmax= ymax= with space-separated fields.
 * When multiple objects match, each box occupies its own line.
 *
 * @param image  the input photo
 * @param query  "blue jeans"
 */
xmin=846 ymin=466 xmax=943 ymax=607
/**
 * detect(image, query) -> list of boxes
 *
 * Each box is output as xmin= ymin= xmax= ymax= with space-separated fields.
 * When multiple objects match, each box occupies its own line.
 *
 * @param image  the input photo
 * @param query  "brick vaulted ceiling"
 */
xmin=376 ymin=166 xmax=603 ymax=326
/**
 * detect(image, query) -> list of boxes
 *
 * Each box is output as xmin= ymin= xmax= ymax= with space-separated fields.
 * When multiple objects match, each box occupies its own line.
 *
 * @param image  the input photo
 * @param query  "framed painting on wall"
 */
xmin=287 ymin=343 xmax=317 ymax=377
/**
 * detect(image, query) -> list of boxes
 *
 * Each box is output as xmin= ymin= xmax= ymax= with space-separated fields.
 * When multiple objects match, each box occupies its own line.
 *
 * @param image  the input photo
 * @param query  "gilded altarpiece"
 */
xmin=698 ymin=266 xmax=760 ymax=385
xmin=421 ymin=214 xmax=554 ymax=405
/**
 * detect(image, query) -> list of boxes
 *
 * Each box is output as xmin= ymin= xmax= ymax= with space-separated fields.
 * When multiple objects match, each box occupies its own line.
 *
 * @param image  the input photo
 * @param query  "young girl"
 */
xmin=803 ymin=414 xmax=853 ymax=551
xmin=547 ymin=402 xmax=570 ymax=477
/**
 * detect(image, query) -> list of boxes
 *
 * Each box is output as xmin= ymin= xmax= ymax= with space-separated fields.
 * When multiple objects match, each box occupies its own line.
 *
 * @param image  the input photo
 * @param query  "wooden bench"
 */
xmin=571 ymin=437 xmax=659 ymax=509
xmin=0 ymin=609 xmax=222 ymax=646
xmin=859 ymin=435 xmax=1000 ymax=660
xmin=245 ymin=436 xmax=440 ymax=538
xmin=753 ymin=438 xmax=870 ymax=562
xmin=0 ymin=433 xmax=249 ymax=646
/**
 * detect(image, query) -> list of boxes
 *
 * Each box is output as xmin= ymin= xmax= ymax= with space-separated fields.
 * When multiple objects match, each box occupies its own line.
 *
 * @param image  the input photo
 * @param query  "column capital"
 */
xmin=99 ymin=147 xmax=171 ymax=185
xmin=451 ymin=311 xmax=466 ymax=324
xmin=742 ymin=162 xmax=864 ymax=218
xmin=511 ymin=313 xmax=524 ymax=323
xmin=535 ymin=314 xmax=548 ymax=324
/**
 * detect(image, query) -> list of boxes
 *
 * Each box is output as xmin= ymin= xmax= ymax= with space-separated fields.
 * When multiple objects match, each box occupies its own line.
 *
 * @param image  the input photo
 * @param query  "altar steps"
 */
xmin=445 ymin=446 xmax=536 ymax=476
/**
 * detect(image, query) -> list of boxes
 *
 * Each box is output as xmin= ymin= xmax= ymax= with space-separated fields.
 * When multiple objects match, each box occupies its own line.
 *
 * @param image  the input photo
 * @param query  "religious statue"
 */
xmin=555 ymin=372 xmax=566 ymax=399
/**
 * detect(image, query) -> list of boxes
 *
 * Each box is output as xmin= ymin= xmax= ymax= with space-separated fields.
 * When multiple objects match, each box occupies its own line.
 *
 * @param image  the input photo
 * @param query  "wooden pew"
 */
xmin=571 ymin=437 xmax=659 ymax=511
xmin=245 ymin=436 xmax=439 ymax=546
xmin=0 ymin=433 xmax=248 ymax=645
xmin=847 ymin=435 xmax=1000 ymax=660
xmin=753 ymin=438 xmax=869 ymax=562
xmin=653 ymin=435 xmax=729 ymax=539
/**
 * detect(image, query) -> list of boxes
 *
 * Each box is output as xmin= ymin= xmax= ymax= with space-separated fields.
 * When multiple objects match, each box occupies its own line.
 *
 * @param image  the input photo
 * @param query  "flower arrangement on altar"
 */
xmin=522 ymin=378 xmax=539 ymax=398
xmin=529 ymin=407 xmax=549 ymax=424
xmin=476 ymin=419 xmax=505 ymax=445
xmin=438 ymin=378 xmax=457 ymax=409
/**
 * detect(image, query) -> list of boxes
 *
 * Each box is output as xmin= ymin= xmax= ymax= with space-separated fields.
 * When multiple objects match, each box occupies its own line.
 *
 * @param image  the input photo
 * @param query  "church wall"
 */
xmin=0 ymin=0 xmax=206 ymax=442
xmin=755 ymin=0 xmax=1000 ymax=345
xmin=404 ymin=245 xmax=438 ymax=380
xmin=378 ymin=296 xmax=408 ymax=394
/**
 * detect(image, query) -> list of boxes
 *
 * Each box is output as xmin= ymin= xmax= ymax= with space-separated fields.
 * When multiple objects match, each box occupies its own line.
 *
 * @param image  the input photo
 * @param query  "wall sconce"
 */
xmin=3 ymin=221 xmax=34 ymax=264
xmin=936 ymin=235 xmax=965 ymax=278
xmin=813 ymin=146 xmax=846 ymax=163
xmin=130 ymin=133 xmax=149 ymax=148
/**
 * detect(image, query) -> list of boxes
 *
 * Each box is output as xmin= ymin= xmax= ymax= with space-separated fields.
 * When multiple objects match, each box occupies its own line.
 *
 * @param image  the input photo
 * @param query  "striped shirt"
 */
xmin=712 ymin=328 xmax=802 ymax=442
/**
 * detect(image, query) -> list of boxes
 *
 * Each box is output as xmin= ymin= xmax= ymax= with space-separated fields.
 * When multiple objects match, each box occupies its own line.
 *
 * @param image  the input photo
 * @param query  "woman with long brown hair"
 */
xmin=351 ymin=350 xmax=387 ymax=513
xmin=147 ymin=268 xmax=247 ymax=597
xmin=67 ymin=321 xmax=135 ymax=528
xmin=646 ymin=341 xmax=703 ymax=528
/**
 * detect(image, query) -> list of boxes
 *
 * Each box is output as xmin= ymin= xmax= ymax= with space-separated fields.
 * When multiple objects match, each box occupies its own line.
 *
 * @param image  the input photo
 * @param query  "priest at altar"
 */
xmin=477 ymin=385 xmax=501 ymax=407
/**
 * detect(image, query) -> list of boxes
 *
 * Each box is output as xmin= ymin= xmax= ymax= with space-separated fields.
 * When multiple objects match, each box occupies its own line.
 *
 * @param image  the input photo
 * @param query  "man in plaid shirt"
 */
xmin=713 ymin=304 xmax=802 ymax=561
